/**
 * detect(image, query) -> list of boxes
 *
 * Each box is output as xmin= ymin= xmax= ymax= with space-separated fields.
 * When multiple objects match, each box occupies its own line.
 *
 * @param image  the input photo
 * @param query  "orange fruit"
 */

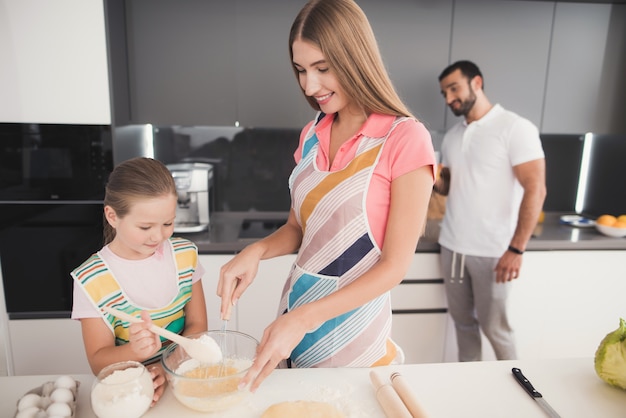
xmin=596 ymin=214 xmax=617 ymax=226
xmin=614 ymin=221 xmax=626 ymax=229
xmin=617 ymin=215 xmax=626 ymax=224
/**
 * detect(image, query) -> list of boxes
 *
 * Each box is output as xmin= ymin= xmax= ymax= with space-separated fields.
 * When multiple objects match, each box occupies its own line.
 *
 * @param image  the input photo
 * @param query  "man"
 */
xmin=434 ymin=60 xmax=546 ymax=361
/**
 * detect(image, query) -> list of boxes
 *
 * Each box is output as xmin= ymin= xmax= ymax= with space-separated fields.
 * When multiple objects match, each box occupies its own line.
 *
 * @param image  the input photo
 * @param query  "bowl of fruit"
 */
xmin=595 ymin=214 xmax=626 ymax=238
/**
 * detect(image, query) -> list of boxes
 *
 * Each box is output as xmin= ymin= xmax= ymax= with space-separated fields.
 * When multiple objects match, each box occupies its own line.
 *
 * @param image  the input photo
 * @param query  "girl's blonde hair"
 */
xmin=103 ymin=157 xmax=177 ymax=245
xmin=289 ymin=0 xmax=415 ymax=119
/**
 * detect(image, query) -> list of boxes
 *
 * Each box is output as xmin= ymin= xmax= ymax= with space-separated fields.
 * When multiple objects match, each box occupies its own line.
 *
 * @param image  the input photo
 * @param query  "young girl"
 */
xmin=218 ymin=0 xmax=436 ymax=391
xmin=71 ymin=157 xmax=208 ymax=405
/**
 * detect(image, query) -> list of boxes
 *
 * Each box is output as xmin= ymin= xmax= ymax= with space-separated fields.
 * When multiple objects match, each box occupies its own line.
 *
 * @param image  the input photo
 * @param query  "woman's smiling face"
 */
xmin=292 ymin=39 xmax=351 ymax=115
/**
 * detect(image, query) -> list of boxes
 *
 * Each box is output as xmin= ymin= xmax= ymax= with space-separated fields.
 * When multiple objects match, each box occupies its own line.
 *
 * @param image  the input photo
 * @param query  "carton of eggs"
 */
xmin=15 ymin=375 xmax=79 ymax=418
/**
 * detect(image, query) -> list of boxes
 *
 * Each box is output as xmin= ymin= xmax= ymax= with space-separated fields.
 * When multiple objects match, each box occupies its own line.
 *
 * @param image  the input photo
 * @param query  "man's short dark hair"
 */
xmin=438 ymin=60 xmax=484 ymax=89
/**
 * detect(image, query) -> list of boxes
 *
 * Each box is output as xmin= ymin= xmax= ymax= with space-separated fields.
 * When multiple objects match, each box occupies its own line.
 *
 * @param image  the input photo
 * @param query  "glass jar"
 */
xmin=90 ymin=360 xmax=154 ymax=418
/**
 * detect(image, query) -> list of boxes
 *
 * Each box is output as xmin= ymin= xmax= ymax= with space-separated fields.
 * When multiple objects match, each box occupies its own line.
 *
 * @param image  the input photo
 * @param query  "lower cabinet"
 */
xmin=7 ymin=318 xmax=91 ymax=375
xmin=5 ymin=250 xmax=622 ymax=375
xmin=391 ymin=254 xmax=448 ymax=364
xmin=202 ymin=252 xmax=450 ymax=365
xmin=199 ymin=254 xmax=297 ymax=343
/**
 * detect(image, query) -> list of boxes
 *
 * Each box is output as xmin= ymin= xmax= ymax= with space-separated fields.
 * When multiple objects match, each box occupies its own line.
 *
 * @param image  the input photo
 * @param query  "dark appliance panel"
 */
xmin=0 ymin=203 xmax=104 ymax=319
xmin=540 ymin=134 xmax=585 ymax=212
xmin=0 ymin=123 xmax=113 ymax=201
xmin=581 ymin=134 xmax=626 ymax=217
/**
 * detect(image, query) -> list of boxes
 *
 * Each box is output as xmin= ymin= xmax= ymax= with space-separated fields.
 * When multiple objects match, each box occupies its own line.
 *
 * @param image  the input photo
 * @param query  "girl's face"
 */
xmin=105 ymin=194 xmax=177 ymax=260
xmin=292 ymin=39 xmax=352 ymax=115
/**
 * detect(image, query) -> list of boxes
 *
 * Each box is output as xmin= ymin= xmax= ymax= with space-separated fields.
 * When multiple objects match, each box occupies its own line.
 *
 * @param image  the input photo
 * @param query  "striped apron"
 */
xmin=71 ymin=237 xmax=196 ymax=364
xmin=279 ymin=113 xmax=406 ymax=368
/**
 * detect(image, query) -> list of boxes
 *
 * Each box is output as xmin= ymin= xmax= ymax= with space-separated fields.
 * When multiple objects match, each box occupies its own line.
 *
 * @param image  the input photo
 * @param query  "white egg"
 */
xmin=34 ymin=410 xmax=48 ymax=418
xmin=46 ymin=401 xmax=73 ymax=417
xmin=17 ymin=393 xmax=42 ymax=411
xmin=50 ymin=387 xmax=74 ymax=403
xmin=15 ymin=406 xmax=41 ymax=418
xmin=54 ymin=375 xmax=77 ymax=391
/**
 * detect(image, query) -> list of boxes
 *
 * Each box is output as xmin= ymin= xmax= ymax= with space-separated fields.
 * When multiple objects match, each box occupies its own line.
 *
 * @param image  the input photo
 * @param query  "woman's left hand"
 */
xmin=239 ymin=310 xmax=309 ymax=392
xmin=147 ymin=363 xmax=167 ymax=406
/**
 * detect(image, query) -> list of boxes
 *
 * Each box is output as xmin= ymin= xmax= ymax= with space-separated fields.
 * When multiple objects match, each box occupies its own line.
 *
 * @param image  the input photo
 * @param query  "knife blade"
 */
xmin=512 ymin=368 xmax=561 ymax=418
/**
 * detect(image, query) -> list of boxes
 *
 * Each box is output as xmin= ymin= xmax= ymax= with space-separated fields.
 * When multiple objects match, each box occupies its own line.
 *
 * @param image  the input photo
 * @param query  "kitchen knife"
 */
xmin=512 ymin=368 xmax=561 ymax=418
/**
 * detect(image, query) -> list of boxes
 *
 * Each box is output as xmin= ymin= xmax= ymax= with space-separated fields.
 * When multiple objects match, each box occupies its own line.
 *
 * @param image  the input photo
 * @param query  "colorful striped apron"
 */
xmin=280 ymin=113 xmax=407 ymax=368
xmin=71 ymin=237 xmax=196 ymax=364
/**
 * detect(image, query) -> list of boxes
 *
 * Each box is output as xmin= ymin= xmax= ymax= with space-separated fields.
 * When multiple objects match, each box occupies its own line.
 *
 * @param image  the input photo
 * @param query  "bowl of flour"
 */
xmin=90 ymin=361 xmax=154 ymax=418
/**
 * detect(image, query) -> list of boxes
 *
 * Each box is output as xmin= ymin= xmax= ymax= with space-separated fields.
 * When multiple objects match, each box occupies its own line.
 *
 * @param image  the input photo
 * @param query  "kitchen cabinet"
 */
xmin=201 ymin=253 xmax=450 ymax=364
xmin=443 ymin=250 xmax=626 ymax=362
xmin=6 ymin=318 xmax=91 ymax=376
xmin=509 ymin=250 xmax=626 ymax=360
xmin=447 ymin=0 xmax=554 ymax=131
xmin=199 ymin=254 xmax=296 ymax=343
xmin=542 ymin=3 xmax=613 ymax=133
xmin=391 ymin=254 xmax=449 ymax=364
xmin=4 ymin=249 xmax=623 ymax=376
xmin=124 ymin=0 xmax=238 ymax=126
xmin=0 ymin=0 xmax=111 ymax=124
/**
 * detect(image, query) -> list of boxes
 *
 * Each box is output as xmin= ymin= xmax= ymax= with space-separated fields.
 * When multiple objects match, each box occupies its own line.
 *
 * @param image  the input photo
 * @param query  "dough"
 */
xmin=262 ymin=400 xmax=346 ymax=418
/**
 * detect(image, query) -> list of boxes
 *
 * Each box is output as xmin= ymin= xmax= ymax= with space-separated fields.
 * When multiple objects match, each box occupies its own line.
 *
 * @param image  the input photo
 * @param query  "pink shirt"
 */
xmin=294 ymin=113 xmax=435 ymax=247
xmin=71 ymin=242 xmax=205 ymax=319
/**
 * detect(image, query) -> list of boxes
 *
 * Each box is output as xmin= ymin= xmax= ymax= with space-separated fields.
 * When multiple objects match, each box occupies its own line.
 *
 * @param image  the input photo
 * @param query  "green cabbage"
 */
xmin=595 ymin=318 xmax=626 ymax=390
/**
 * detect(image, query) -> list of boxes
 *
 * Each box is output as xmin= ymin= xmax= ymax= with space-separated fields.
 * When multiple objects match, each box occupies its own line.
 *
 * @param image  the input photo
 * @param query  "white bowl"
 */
xmin=596 ymin=223 xmax=626 ymax=238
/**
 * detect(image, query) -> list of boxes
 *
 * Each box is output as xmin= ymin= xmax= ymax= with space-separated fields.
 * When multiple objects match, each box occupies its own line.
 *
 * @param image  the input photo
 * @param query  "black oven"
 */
xmin=0 ymin=123 xmax=112 ymax=201
xmin=0 ymin=123 xmax=112 ymax=319
xmin=0 ymin=203 xmax=105 ymax=319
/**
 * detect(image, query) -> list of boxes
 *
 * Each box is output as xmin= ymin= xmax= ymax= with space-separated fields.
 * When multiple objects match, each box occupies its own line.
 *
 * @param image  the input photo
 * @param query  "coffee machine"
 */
xmin=166 ymin=162 xmax=213 ymax=233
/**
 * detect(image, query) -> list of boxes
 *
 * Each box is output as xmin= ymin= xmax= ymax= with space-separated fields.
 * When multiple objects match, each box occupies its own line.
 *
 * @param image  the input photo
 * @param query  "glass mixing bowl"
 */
xmin=161 ymin=330 xmax=259 ymax=413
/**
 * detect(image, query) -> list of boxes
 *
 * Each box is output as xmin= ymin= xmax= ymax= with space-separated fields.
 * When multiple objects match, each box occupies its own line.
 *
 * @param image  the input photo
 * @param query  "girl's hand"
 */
xmin=128 ymin=311 xmax=161 ymax=360
xmin=240 ymin=310 xmax=309 ymax=392
xmin=147 ymin=363 xmax=167 ymax=406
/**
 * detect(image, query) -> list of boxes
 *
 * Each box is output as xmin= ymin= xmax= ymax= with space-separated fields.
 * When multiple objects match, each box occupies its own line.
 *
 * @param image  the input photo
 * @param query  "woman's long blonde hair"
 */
xmin=102 ymin=157 xmax=177 ymax=245
xmin=289 ymin=0 xmax=415 ymax=119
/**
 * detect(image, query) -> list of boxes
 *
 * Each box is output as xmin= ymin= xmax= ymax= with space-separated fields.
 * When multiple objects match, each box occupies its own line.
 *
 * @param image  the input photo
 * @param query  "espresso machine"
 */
xmin=166 ymin=162 xmax=213 ymax=233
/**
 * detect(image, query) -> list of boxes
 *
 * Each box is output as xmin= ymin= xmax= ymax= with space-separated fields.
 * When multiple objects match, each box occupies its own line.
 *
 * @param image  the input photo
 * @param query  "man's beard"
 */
xmin=449 ymin=88 xmax=477 ymax=117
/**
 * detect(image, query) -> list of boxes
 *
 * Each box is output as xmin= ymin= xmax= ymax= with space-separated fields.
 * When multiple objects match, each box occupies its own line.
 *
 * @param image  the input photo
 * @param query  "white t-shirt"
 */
xmin=71 ymin=241 xmax=205 ymax=319
xmin=438 ymin=104 xmax=545 ymax=257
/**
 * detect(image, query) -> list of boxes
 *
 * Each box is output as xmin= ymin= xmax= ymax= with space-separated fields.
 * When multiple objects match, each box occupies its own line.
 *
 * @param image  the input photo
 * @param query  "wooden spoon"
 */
xmin=102 ymin=306 xmax=222 ymax=364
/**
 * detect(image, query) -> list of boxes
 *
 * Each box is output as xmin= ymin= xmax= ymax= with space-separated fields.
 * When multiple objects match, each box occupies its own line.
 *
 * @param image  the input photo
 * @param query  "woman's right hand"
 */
xmin=217 ymin=244 xmax=264 ymax=319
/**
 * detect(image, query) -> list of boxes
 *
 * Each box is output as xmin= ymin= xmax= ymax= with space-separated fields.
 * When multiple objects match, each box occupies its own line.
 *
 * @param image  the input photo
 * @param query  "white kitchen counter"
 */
xmin=2 ymin=357 xmax=624 ymax=418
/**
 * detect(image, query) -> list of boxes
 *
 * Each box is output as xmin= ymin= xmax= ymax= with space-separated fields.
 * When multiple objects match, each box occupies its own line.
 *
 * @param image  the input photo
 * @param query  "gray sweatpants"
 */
xmin=440 ymin=246 xmax=517 ymax=361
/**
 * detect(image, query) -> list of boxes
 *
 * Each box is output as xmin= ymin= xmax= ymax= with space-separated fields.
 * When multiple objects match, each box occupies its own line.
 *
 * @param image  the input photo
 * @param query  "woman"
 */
xmin=218 ymin=0 xmax=435 ymax=391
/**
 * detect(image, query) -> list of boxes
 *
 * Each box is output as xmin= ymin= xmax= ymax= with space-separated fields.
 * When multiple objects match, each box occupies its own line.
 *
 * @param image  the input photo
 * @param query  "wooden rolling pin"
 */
xmin=390 ymin=372 xmax=428 ymax=418
xmin=369 ymin=370 xmax=412 ymax=418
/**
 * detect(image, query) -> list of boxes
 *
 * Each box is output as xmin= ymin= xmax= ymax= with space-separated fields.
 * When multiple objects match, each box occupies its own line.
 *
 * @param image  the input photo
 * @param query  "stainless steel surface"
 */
xmin=167 ymin=162 xmax=213 ymax=233
xmin=536 ymin=397 xmax=562 ymax=418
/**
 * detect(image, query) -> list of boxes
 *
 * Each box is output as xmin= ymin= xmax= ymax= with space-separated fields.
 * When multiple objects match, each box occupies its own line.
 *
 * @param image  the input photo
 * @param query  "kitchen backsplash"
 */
xmin=114 ymin=124 xmax=301 ymax=212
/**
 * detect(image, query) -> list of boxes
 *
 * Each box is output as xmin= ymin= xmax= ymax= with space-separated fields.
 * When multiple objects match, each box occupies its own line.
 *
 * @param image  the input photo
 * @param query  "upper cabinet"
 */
xmin=543 ymin=2 xmax=613 ymax=134
xmin=119 ymin=0 xmax=625 ymax=134
xmin=124 ymin=0 xmax=238 ymax=126
xmin=0 ymin=0 xmax=111 ymax=124
xmin=447 ymin=0 xmax=555 ymax=131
